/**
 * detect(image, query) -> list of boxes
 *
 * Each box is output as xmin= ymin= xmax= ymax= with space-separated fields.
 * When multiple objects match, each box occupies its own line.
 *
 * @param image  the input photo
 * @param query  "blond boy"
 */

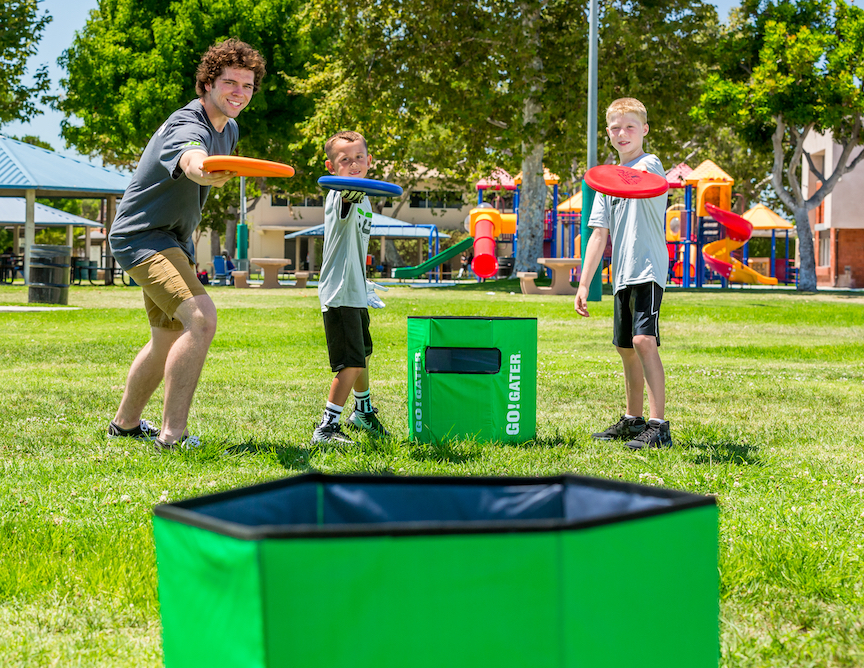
xmin=575 ymin=98 xmax=671 ymax=449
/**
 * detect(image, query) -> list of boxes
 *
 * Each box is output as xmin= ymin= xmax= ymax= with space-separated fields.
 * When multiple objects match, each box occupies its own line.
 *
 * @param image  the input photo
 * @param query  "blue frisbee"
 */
xmin=318 ymin=176 xmax=403 ymax=198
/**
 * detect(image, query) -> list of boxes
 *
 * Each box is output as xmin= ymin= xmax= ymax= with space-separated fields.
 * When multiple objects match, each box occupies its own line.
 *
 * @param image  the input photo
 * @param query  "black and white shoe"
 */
xmin=625 ymin=421 xmax=673 ymax=450
xmin=312 ymin=422 xmax=355 ymax=445
xmin=154 ymin=433 xmax=203 ymax=452
xmin=347 ymin=407 xmax=390 ymax=437
xmin=592 ymin=416 xmax=646 ymax=441
xmin=107 ymin=419 xmax=160 ymax=441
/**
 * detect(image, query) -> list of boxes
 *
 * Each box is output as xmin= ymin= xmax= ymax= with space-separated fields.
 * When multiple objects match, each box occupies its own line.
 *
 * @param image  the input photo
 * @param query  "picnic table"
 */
xmin=517 ymin=257 xmax=581 ymax=295
xmin=250 ymin=258 xmax=292 ymax=289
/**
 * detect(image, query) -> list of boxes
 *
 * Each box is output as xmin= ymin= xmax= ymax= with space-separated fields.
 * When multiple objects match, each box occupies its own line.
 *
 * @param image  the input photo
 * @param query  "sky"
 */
xmin=4 ymin=0 xmax=742 ymax=163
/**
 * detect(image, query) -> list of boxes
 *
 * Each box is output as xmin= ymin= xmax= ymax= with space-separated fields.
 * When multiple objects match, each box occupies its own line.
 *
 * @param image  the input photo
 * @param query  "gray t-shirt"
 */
xmin=109 ymin=100 xmax=239 ymax=270
xmin=318 ymin=189 xmax=372 ymax=311
xmin=588 ymin=153 xmax=668 ymax=294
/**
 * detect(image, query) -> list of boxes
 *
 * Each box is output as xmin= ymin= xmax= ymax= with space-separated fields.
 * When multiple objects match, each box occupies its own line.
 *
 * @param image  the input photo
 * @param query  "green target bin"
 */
xmin=152 ymin=472 xmax=719 ymax=668
xmin=407 ymin=316 xmax=537 ymax=442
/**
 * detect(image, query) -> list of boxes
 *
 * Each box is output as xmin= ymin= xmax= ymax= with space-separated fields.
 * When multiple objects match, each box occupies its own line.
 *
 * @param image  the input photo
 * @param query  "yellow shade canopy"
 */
xmin=513 ymin=168 xmax=560 ymax=186
xmin=742 ymin=204 xmax=795 ymax=230
xmin=557 ymin=190 xmax=582 ymax=212
xmin=685 ymin=160 xmax=734 ymax=185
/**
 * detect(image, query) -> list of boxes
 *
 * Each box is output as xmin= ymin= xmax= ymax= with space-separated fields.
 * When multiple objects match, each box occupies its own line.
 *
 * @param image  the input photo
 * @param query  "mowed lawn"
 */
xmin=1 ymin=281 xmax=863 ymax=667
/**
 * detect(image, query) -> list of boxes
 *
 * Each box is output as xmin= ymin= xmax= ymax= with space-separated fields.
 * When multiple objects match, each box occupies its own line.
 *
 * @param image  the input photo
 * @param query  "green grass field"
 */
xmin=1 ymin=281 xmax=863 ymax=667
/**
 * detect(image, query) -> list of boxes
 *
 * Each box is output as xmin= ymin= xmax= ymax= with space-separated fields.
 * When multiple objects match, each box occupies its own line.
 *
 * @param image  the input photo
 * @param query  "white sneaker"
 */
xmin=155 ymin=434 xmax=202 ymax=451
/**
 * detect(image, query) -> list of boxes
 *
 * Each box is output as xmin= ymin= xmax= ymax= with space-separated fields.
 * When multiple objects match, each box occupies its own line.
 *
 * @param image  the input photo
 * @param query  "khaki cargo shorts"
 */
xmin=126 ymin=247 xmax=207 ymax=331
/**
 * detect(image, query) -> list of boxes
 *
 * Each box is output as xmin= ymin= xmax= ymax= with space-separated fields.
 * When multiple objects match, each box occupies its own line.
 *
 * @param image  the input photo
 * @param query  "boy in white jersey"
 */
xmin=575 ymin=98 xmax=672 ymax=449
xmin=312 ymin=131 xmax=390 ymax=444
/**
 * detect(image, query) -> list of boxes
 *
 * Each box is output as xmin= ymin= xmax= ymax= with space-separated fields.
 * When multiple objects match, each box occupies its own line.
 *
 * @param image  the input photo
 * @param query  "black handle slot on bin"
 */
xmin=424 ymin=347 xmax=501 ymax=374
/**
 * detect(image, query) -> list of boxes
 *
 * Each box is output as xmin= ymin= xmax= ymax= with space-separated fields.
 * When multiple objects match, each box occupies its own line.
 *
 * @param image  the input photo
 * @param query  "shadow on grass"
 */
xmin=681 ymin=441 xmax=763 ymax=466
xmin=408 ymin=438 xmax=482 ymax=465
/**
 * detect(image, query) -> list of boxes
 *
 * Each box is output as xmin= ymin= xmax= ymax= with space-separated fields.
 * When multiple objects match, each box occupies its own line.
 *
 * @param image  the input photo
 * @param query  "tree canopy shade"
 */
xmin=56 ymin=0 xmax=330 ymax=172
xmin=293 ymin=0 xmax=719 ymax=271
xmin=693 ymin=0 xmax=864 ymax=291
xmin=0 ymin=0 xmax=52 ymax=127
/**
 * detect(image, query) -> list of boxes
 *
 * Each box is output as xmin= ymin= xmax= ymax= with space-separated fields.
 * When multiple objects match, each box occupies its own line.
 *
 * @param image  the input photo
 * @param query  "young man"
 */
xmin=107 ymin=39 xmax=266 ymax=450
xmin=312 ymin=130 xmax=389 ymax=445
xmin=575 ymin=97 xmax=672 ymax=449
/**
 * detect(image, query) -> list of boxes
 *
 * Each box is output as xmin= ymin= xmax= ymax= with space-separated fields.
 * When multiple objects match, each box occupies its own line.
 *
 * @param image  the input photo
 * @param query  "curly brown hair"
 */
xmin=195 ymin=39 xmax=266 ymax=97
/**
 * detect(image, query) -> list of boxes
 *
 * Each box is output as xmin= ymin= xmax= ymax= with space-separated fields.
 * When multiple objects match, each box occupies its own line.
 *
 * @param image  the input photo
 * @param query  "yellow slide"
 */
xmin=702 ymin=239 xmax=778 ymax=285
xmin=702 ymin=204 xmax=778 ymax=285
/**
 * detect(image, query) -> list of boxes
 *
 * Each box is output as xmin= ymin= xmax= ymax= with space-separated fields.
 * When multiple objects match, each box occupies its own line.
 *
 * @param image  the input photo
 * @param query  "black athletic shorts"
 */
xmin=612 ymin=282 xmax=664 ymax=348
xmin=322 ymin=306 xmax=372 ymax=372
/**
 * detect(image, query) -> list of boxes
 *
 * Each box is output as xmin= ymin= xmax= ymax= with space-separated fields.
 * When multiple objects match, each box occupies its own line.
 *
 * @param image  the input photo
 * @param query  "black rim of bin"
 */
xmin=153 ymin=472 xmax=716 ymax=542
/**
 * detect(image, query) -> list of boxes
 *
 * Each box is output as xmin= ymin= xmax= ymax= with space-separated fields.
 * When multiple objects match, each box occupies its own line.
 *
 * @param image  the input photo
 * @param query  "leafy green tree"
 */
xmin=0 ymin=0 xmax=51 ymax=127
xmin=693 ymin=0 xmax=864 ymax=291
xmin=56 ymin=0 xmax=329 ymax=170
xmin=294 ymin=0 xmax=719 ymax=272
xmin=57 ymin=0 xmax=330 ymax=252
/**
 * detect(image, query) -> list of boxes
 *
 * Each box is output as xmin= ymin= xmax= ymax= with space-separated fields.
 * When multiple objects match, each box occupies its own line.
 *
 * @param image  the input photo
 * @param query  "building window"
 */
xmin=272 ymin=194 xmax=288 ymax=207
xmin=409 ymin=191 xmax=464 ymax=209
xmin=818 ymin=229 xmax=830 ymax=267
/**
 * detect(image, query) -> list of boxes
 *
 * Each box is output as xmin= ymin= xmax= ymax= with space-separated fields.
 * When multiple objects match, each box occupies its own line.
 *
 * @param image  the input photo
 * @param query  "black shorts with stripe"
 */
xmin=612 ymin=282 xmax=664 ymax=348
xmin=322 ymin=306 xmax=372 ymax=372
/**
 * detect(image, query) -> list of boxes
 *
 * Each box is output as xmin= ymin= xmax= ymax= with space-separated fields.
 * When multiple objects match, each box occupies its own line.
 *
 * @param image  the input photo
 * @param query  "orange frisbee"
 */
xmin=202 ymin=155 xmax=295 ymax=178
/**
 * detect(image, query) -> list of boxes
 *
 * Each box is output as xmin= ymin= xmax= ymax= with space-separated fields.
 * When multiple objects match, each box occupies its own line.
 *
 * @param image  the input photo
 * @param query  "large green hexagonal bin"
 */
xmin=152 ymin=473 xmax=718 ymax=668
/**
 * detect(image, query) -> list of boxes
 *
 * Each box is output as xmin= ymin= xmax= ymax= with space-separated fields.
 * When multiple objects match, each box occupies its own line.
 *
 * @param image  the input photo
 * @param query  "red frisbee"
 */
xmin=203 ymin=155 xmax=295 ymax=178
xmin=584 ymin=165 xmax=669 ymax=199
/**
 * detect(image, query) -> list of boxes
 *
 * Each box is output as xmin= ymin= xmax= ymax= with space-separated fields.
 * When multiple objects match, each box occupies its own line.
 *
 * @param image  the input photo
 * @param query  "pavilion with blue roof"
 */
xmin=0 ymin=135 xmax=130 ymax=283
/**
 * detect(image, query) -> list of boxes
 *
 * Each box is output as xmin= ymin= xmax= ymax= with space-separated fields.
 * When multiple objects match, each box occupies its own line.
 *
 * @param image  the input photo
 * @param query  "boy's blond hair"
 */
xmin=606 ymin=98 xmax=647 ymax=125
xmin=324 ymin=131 xmax=367 ymax=161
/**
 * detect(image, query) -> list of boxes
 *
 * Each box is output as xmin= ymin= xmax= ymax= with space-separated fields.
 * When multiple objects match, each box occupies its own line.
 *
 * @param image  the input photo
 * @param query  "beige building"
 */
xmin=802 ymin=131 xmax=864 ymax=288
xmin=196 ymin=186 xmax=471 ymax=274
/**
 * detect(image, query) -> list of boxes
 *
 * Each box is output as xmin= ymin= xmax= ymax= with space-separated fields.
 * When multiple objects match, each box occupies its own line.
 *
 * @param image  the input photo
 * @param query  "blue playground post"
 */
xmin=580 ymin=181 xmax=602 ymax=302
xmin=770 ymin=229 xmax=776 ymax=278
xmin=551 ymin=183 xmax=559 ymax=259
xmin=683 ymin=185 xmax=693 ymax=288
xmin=513 ymin=185 xmax=520 ymax=262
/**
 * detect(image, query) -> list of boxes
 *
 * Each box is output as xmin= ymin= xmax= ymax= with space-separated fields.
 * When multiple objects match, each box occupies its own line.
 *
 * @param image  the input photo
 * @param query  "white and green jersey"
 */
xmin=588 ymin=153 xmax=668 ymax=294
xmin=318 ymin=189 xmax=373 ymax=311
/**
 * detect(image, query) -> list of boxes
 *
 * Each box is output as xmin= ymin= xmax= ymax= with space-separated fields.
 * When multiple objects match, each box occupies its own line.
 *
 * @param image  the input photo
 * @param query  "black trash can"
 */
xmin=28 ymin=244 xmax=72 ymax=305
xmin=496 ymin=256 xmax=515 ymax=278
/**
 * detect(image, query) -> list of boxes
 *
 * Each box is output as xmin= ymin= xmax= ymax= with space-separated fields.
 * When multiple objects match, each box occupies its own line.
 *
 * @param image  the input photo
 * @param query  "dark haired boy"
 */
xmin=312 ymin=131 xmax=389 ymax=444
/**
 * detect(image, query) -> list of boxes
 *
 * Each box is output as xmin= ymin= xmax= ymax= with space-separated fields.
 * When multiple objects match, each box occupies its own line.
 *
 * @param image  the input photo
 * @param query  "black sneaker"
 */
xmin=625 ymin=421 xmax=673 ymax=450
xmin=108 ymin=419 xmax=160 ymax=441
xmin=592 ymin=416 xmax=647 ymax=441
xmin=347 ymin=407 xmax=390 ymax=437
xmin=312 ymin=422 xmax=356 ymax=445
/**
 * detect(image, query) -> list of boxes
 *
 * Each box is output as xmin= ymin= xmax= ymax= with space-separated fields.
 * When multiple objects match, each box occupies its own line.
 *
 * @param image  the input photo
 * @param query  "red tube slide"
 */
xmin=471 ymin=217 xmax=499 ymax=278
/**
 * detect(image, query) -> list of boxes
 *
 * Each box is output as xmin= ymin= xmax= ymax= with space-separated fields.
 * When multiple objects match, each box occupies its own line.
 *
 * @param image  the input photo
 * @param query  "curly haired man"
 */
xmin=107 ymin=39 xmax=265 ymax=450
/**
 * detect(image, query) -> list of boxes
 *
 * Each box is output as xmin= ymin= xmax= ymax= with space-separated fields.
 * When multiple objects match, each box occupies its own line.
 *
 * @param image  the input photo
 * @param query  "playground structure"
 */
xmin=395 ymin=159 xmax=795 ymax=288
xmin=466 ymin=206 xmax=516 ymax=278
xmin=666 ymin=160 xmax=796 ymax=288
xmin=702 ymin=203 xmax=777 ymax=285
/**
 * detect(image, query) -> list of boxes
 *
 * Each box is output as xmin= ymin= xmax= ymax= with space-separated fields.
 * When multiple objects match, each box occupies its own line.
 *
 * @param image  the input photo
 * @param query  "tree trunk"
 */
xmin=384 ymin=239 xmax=406 ymax=267
xmin=514 ymin=1 xmax=546 ymax=275
xmin=515 ymin=137 xmax=546 ymax=273
xmin=793 ymin=206 xmax=817 ymax=291
xmin=225 ymin=213 xmax=237 ymax=257
xmin=210 ymin=227 xmax=221 ymax=263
